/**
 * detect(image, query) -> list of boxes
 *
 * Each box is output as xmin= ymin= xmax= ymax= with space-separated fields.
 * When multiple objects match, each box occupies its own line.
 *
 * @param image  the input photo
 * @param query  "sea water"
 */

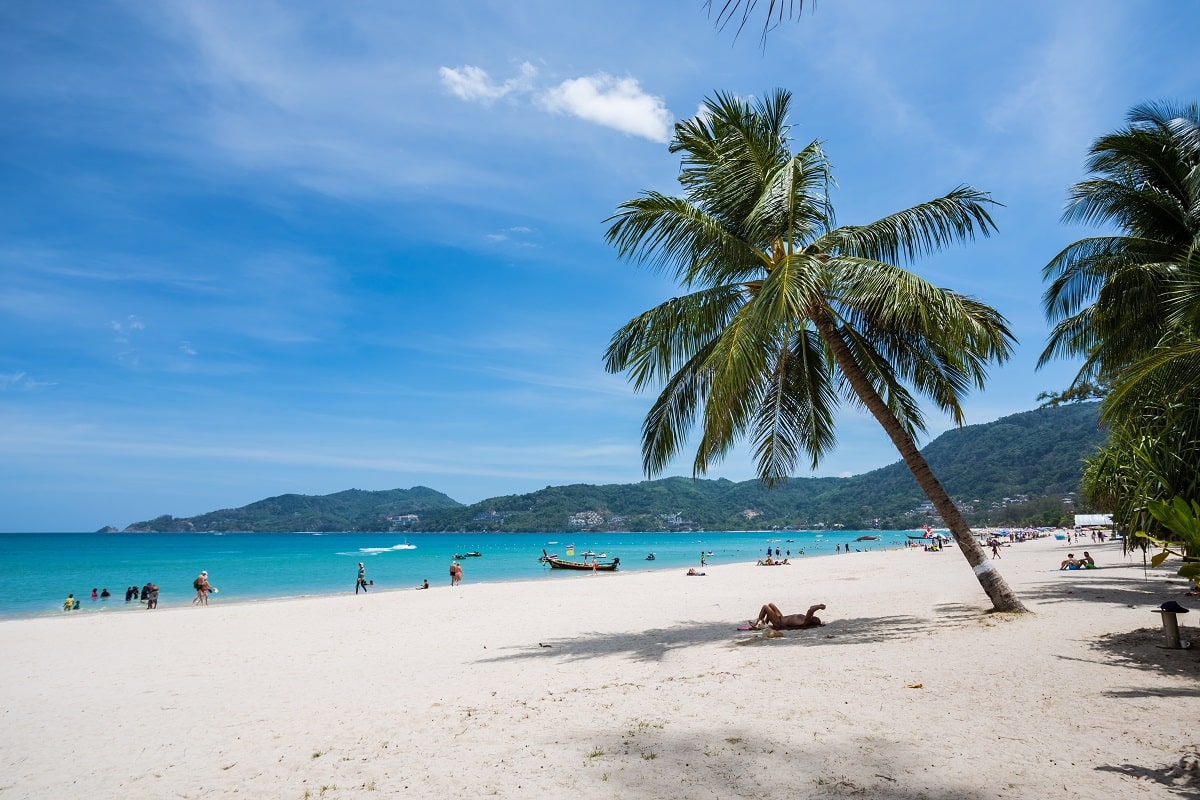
xmin=0 ymin=529 xmax=908 ymax=619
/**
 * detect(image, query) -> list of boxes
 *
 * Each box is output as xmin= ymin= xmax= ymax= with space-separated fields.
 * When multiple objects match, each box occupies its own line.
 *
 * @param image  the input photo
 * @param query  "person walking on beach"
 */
xmin=355 ymin=562 xmax=368 ymax=594
xmin=192 ymin=571 xmax=211 ymax=605
xmin=990 ymin=539 xmax=1002 ymax=559
xmin=450 ymin=560 xmax=462 ymax=586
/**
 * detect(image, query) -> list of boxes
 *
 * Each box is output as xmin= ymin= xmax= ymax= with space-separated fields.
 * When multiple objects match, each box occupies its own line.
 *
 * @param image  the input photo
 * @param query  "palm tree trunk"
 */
xmin=811 ymin=309 xmax=1028 ymax=613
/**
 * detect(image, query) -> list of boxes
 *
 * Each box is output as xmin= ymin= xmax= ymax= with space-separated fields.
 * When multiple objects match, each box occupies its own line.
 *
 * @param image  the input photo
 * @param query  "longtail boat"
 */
xmin=540 ymin=550 xmax=620 ymax=571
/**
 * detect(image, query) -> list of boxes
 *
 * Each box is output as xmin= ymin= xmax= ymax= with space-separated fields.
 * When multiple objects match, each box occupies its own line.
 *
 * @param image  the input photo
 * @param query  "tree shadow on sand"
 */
xmin=477 ymin=607 xmax=986 ymax=667
xmin=1015 ymin=563 xmax=1191 ymax=609
xmin=1082 ymin=623 xmax=1200 ymax=684
xmin=1095 ymin=747 xmax=1200 ymax=798
xmin=570 ymin=723 xmax=1017 ymax=800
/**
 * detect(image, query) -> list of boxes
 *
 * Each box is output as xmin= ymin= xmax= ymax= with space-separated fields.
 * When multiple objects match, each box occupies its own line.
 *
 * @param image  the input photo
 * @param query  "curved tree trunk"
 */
xmin=812 ymin=309 xmax=1028 ymax=613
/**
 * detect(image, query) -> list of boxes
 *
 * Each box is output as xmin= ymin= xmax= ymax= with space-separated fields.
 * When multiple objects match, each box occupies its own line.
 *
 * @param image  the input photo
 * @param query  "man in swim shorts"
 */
xmin=751 ymin=603 xmax=826 ymax=630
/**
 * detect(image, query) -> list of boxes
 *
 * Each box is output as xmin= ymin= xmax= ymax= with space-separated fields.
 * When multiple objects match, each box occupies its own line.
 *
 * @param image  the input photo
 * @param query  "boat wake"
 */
xmin=352 ymin=543 xmax=418 ymax=555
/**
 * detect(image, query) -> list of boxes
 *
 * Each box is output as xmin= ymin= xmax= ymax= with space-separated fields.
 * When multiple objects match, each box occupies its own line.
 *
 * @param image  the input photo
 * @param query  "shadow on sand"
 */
xmin=478 ymin=604 xmax=991 ymax=667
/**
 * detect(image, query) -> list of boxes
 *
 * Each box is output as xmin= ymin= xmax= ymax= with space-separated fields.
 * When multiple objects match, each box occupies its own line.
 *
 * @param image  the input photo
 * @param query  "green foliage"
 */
xmin=1133 ymin=497 xmax=1200 ymax=586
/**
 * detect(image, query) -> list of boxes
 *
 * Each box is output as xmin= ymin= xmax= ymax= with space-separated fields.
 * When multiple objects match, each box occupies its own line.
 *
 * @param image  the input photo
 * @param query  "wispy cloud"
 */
xmin=439 ymin=62 xmax=537 ymax=104
xmin=0 ymin=372 xmax=56 ymax=391
xmin=110 ymin=315 xmax=145 ymax=343
xmin=440 ymin=63 xmax=673 ymax=142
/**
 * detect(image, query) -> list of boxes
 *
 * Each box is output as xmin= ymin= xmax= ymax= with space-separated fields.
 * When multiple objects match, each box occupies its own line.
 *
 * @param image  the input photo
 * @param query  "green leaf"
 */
xmin=1150 ymin=550 xmax=1171 ymax=568
xmin=1177 ymin=563 xmax=1200 ymax=579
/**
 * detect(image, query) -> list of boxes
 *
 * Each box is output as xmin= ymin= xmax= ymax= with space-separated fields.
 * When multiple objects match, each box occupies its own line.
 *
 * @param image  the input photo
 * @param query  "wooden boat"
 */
xmin=541 ymin=550 xmax=619 ymax=571
xmin=855 ymin=535 xmax=880 ymax=541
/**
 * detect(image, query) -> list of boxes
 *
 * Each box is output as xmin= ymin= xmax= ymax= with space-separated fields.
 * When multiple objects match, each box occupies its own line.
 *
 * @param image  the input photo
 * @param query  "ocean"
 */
xmin=0 ymin=529 xmax=907 ymax=620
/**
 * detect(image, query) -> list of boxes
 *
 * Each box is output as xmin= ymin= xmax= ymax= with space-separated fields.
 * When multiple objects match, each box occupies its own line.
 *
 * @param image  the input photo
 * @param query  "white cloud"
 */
xmin=540 ymin=73 xmax=672 ymax=142
xmin=439 ymin=62 xmax=537 ymax=104
xmin=440 ymin=62 xmax=673 ymax=142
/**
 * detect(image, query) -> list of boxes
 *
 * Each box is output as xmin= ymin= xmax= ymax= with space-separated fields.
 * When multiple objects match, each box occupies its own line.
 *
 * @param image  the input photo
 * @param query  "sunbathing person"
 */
xmin=751 ymin=603 xmax=826 ymax=630
xmin=1060 ymin=554 xmax=1081 ymax=570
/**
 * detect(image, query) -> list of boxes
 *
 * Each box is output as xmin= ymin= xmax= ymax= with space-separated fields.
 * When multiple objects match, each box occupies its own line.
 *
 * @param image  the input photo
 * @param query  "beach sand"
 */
xmin=2 ymin=534 xmax=1198 ymax=799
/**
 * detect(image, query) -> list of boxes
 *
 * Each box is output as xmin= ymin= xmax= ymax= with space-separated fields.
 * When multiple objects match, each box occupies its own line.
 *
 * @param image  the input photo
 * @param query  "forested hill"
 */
xmin=118 ymin=403 xmax=1106 ymax=533
xmin=122 ymin=487 xmax=462 ymax=533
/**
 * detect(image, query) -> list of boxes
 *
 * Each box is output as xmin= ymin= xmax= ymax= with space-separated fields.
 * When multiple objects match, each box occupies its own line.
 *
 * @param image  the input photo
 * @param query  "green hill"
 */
xmin=122 ymin=403 xmax=1107 ymax=533
xmin=123 ymin=487 xmax=462 ymax=532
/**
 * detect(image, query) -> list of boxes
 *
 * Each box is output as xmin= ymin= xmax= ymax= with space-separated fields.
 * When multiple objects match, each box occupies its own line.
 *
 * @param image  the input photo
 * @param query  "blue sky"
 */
xmin=2 ymin=1 xmax=1197 ymax=531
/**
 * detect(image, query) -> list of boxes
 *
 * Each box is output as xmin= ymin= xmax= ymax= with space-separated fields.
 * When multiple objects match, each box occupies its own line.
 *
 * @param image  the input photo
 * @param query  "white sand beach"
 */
xmin=2 ymin=534 xmax=1197 ymax=799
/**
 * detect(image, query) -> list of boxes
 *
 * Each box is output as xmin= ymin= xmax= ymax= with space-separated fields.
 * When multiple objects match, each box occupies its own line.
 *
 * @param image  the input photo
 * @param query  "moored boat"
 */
xmin=540 ymin=550 xmax=619 ymax=571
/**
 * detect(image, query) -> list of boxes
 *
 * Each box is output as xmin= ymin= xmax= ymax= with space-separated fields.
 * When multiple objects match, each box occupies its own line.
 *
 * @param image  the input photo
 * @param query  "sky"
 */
xmin=2 ymin=1 xmax=1198 ymax=531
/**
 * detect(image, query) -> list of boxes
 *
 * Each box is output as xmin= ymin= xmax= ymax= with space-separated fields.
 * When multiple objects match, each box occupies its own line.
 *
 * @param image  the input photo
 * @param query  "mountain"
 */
xmin=123 ymin=487 xmax=461 ymax=532
xmin=121 ymin=403 xmax=1107 ymax=533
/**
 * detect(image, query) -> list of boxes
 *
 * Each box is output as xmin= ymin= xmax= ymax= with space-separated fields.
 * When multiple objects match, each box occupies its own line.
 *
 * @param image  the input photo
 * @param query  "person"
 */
xmin=63 ymin=594 xmax=76 ymax=611
xmin=91 ymin=588 xmax=98 ymax=600
xmin=990 ymin=540 xmax=1002 ymax=559
xmin=100 ymin=588 xmax=110 ymax=599
xmin=686 ymin=568 xmax=706 ymax=576
xmin=700 ymin=552 xmax=707 ymax=567
xmin=145 ymin=583 xmax=158 ymax=610
xmin=451 ymin=561 xmax=463 ymax=586
xmin=125 ymin=586 xmax=134 ymax=602
xmin=355 ymin=562 xmax=369 ymax=594
xmin=416 ymin=579 xmax=429 ymax=590
xmin=1060 ymin=554 xmax=1081 ymax=570
xmin=192 ymin=571 xmax=211 ymax=605
xmin=836 ymin=543 xmax=841 ymax=554
xmin=140 ymin=582 xmax=151 ymax=601
xmin=750 ymin=603 xmax=826 ymax=631
xmin=1081 ymin=551 xmax=1096 ymax=568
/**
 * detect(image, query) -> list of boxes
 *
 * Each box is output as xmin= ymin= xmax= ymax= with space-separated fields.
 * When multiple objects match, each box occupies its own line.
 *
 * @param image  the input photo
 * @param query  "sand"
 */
xmin=2 ymin=534 xmax=1198 ymax=799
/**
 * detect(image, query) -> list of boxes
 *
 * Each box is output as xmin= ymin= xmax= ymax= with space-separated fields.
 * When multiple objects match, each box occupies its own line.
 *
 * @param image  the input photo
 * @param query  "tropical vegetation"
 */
xmin=603 ymin=89 xmax=1026 ymax=611
xmin=1040 ymin=101 xmax=1200 ymax=540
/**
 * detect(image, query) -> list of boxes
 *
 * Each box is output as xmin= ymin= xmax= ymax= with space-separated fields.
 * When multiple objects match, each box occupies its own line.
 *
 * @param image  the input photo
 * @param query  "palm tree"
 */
xmin=604 ymin=89 xmax=1026 ymax=612
xmin=1040 ymin=101 xmax=1200 ymax=534
xmin=1040 ymin=101 xmax=1200 ymax=389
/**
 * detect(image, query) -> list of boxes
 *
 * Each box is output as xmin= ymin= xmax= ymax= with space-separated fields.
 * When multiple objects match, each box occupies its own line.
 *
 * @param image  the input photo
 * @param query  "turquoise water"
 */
xmin=0 ymin=530 xmax=906 ymax=619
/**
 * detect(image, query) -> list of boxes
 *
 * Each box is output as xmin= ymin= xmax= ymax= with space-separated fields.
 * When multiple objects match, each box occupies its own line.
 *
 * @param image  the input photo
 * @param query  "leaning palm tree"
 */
xmin=604 ymin=89 xmax=1025 ymax=613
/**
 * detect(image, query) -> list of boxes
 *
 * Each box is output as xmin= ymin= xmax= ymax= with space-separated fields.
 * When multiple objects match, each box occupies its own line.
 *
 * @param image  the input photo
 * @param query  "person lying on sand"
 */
xmin=686 ymin=568 xmax=706 ymax=576
xmin=749 ymin=603 xmax=825 ymax=630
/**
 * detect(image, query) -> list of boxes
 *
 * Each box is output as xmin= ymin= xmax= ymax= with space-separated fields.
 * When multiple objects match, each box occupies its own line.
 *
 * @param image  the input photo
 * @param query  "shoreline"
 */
xmin=3 ymin=535 xmax=1196 ymax=798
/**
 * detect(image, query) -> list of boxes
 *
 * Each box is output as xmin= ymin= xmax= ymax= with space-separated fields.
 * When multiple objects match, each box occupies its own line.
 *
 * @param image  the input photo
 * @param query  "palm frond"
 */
xmin=752 ymin=327 xmax=838 ymax=480
xmin=818 ymin=186 xmax=999 ymax=265
xmin=604 ymin=284 xmax=746 ymax=390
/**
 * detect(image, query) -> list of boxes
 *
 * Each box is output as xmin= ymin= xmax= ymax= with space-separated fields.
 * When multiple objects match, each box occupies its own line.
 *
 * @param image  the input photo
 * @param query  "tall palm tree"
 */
xmin=1040 ymin=101 xmax=1200 ymax=389
xmin=1040 ymin=102 xmax=1200 ymax=535
xmin=605 ymin=89 xmax=1025 ymax=613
